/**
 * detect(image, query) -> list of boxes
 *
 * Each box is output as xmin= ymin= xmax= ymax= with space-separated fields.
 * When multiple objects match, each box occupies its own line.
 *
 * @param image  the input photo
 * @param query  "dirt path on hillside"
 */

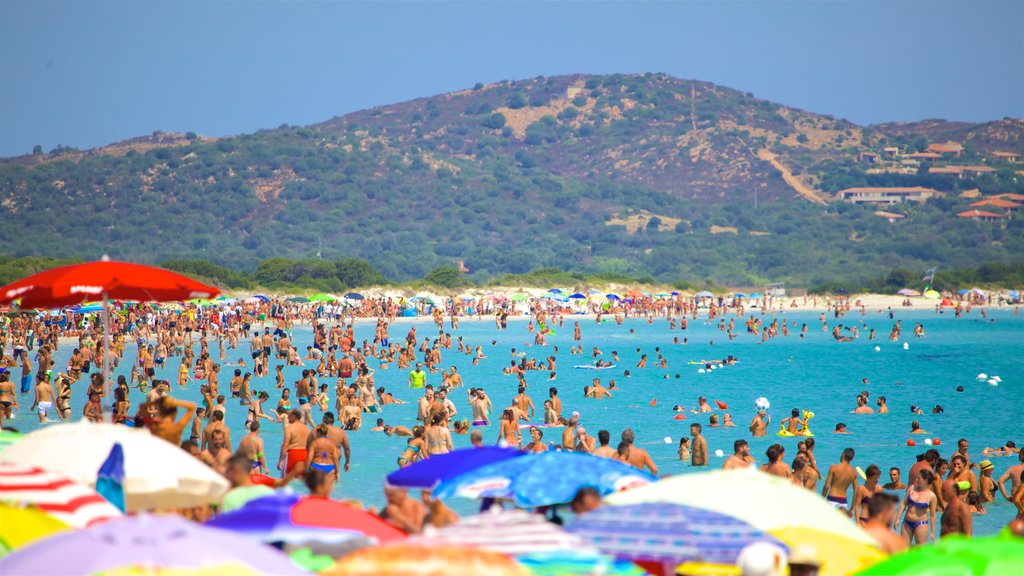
xmin=756 ymin=149 xmax=829 ymax=204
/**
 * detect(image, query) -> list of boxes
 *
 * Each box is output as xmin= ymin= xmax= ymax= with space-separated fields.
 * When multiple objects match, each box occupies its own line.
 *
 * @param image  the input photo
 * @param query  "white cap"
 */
xmin=736 ymin=542 xmax=788 ymax=576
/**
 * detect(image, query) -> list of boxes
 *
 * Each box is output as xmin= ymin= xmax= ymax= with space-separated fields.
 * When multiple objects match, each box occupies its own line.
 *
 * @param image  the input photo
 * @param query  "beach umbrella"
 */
xmin=205 ymin=492 xmax=404 ymax=556
xmin=517 ymin=550 xmax=647 ymax=576
xmin=459 ymin=294 xmax=476 ymax=302
xmin=733 ymin=293 xmax=747 ymax=299
xmin=568 ymin=293 xmax=587 ymax=299
xmin=251 ymin=294 xmax=270 ymax=302
xmin=748 ymin=292 xmax=764 ymax=299
xmin=924 ymin=289 xmax=940 ymax=299
xmin=0 ymin=258 xmax=219 ymax=390
xmin=606 ymin=293 xmax=621 ymax=301
xmin=605 ymin=468 xmax=874 ymax=545
xmin=433 ymin=451 xmax=655 ymax=508
xmin=543 ymin=293 xmax=568 ymax=302
xmin=770 ymin=527 xmax=884 ymax=576
xmin=406 ymin=507 xmax=594 ymax=555
xmin=896 ymin=289 xmax=920 ymax=296
xmin=655 ymin=293 xmax=669 ymax=298
xmin=971 ymin=287 xmax=985 ymax=296
xmin=386 ymin=447 xmax=526 ymax=490
xmin=101 ymin=565 xmax=267 ymax=576
xmin=0 ymin=462 xmax=123 ymax=528
xmin=0 ymin=503 xmax=70 ymax=554
xmin=1 ymin=421 xmax=229 ymax=512
xmin=696 ymin=291 xmax=713 ymax=298
xmin=670 ymin=291 xmax=680 ymax=296
xmin=409 ymin=295 xmax=436 ymax=306
xmin=956 ymin=289 xmax=970 ymax=295
xmin=73 ymin=303 xmax=105 ymax=313
xmin=548 ymin=288 xmax=564 ymax=294
xmin=834 ymin=289 xmax=849 ymax=296
xmin=344 ymin=292 xmax=365 ymax=300
xmin=856 ymin=534 xmax=1022 ymax=576
xmin=308 ymin=293 xmax=335 ymax=303
xmin=323 ymin=544 xmax=528 ymax=576
xmin=510 ymin=293 xmax=529 ymax=302
xmin=489 ymin=294 xmax=509 ymax=303
xmin=1007 ymin=290 xmax=1020 ymax=299
xmin=589 ymin=289 xmax=604 ymax=295
xmin=287 ymin=296 xmax=310 ymax=303
xmin=567 ymin=503 xmax=787 ymax=576
xmin=626 ymin=290 xmax=645 ymax=299
xmin=0 ymin=514 xmax=306 ymax=575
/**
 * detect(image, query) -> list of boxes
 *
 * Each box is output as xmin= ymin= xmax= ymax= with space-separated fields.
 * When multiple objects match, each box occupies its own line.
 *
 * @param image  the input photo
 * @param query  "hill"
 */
xmin=1 ymin=73 xmax=1022 ymax=287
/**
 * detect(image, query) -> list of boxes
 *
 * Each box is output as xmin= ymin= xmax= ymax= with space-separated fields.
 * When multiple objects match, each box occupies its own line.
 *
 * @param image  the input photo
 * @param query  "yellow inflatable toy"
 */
xmin=777 ymin=410 xmax=815 ymax=437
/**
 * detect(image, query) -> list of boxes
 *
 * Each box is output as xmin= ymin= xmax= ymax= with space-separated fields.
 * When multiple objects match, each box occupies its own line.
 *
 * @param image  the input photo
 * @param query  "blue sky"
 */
xmin=1 ymin=1 xmax=1021 ymax=157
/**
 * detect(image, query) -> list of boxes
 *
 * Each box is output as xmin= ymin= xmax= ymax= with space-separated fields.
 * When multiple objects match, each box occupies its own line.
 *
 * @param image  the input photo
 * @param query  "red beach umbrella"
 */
xmin=0 ymin=259 xmax=220 ymax=309
xmin=0 ymin=463 xmax=123 ymax=528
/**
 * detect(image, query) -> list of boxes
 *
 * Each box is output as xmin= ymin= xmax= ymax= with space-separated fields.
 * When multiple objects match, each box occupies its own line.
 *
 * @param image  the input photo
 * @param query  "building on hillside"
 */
xmin=858 ymin=152 xmax=880 ymax=164
xmin=837 ymin=187 xmax=945 ymax=205
xmin=928 ymin=165 xmax=997 ymax=178
xmin=926 ymin=141 xmax=964 ymax=157
xmin=956 ymin=209 xmax=1009 ymax=223
xmin=958 ymin=188 xmax=982 ymax=199
xmin=970 ymin=198 xmax=1022 ymax=213
xmin=994 ymin=193 xmax=1024 ymax=202
xmin=873 ymin=210 xmax=906 ymax=223
xmin=989 ymin=151 xmax=1021 ymax=163
xmin=882 ymin=147 xmax=900 ymax=158
xmin=905 ymin=152 xmax=942 ymax=161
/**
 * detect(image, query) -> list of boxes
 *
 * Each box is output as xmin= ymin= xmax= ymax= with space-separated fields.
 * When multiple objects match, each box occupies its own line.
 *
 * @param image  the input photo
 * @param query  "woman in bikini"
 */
xmin=306 ymin=424 xmax=340 ymax=480
xmin=112 ymin=386 xmax=130 ymax=424
xmin=854 ymin=464 xmax=883 ymax=525
xmin=895 ymin=469 xmax=937 ymax=545
xmin=424 ymin=412 xmax=453 ymax=456
xmin=397 ymin=426 xmax=427 ymax=468
xmin=246 ymin=391 xmax=275 ymax=428
xmin=497 ymin=409 xmax=521 ymax=448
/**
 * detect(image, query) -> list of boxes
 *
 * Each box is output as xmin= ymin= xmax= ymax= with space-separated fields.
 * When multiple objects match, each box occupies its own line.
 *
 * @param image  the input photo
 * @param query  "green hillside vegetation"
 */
xmin=2 ymin=73 xmax=1022 ymax=287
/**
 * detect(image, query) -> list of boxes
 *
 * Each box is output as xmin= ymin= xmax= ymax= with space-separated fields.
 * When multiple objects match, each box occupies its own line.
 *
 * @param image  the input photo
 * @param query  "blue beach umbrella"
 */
xmin=956 ymin=289 xmax=970 ymax=296
xmin=733 ymin=293 xmax=747 ymax=299
xmin=670 ymin=291 xmax=679 ymax=296
xmin=696 ymin=291 xmax=713 ymax=298
xmin=95 ymin=443 xmax=125 ymax=513
xmin=589 ymin=289 xmax=604 ymax=295
xmin=748 ymin=292 xmax=764 ymax=299
xmin=344 ymin=292 xmax=365 ymax=301
xmin=543 ymin=293 xmax=568 ymax=302
xmin=433 ymin=451 xmax=655 ymax=508
xmin=386 ymin=447 xmax=527 ymax=490
xmin=606 ymin=294 xmax=621 ymax=301
xmin=548 ymin=288 xmax=564 ymax=294
xmin=566 ymin=502 xmax=787 ymax=574
xmin=568 ymin=293 xmax=587 ymax=300
xmin=73 ymin=304 xmax=105 ymax=313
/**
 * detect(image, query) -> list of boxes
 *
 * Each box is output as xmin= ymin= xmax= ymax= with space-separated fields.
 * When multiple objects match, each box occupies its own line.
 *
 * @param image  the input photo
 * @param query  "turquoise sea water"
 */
xmin=8 ymin=306 xmax=1023 ymax=535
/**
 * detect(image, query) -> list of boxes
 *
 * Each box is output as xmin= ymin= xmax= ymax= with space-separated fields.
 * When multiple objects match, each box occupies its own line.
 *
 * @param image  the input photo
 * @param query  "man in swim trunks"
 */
xmin=822 ymin=448 xmax=858 ymax=515
xmin=237 ymin=420 xmax=268 ymax=474
xmin=278 ymin=409 xmax=310 ymax=479
xmin=781 ymin=408 xmax=807 ymax=436
xmin=469 ymin=388 xmax=491 ymax=426
xmin=30 ymin=373 xmax=57 ymax=423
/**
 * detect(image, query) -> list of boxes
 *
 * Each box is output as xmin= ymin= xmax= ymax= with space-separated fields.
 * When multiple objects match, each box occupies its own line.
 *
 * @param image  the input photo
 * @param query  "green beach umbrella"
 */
xmin=510 ymin=293 xmax=529 ymax=302
xmin=410 ymin=295 xmax=437 ymax=306
xmin=308 ymin=293 xmax=335 ymax=303
xmin=856 ymin=534 xmax=1024 ymax=576
xmin=923 ymin=289 xmax=941 ymax=299
xmin=287 ymin=296 xmax=310 ymax=303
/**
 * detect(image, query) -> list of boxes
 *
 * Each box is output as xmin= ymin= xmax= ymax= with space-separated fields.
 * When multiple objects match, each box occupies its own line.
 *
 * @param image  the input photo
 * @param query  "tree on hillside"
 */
xmin=423 ymin=266 xmax=468 ymax=288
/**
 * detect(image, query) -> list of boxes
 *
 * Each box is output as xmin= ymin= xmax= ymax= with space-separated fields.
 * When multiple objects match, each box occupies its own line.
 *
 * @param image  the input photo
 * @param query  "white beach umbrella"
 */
xmin=1 ymin=422 xmax=229 ymax=512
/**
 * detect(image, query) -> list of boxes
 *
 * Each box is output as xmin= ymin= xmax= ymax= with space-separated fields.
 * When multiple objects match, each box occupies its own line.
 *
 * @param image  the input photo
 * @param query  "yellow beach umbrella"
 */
xmin=0 ymin=503 xmax=70 ymax=554
xmin=675 ymin=562 xmax=740 ymax=575
xmin=99 ymin=564 xmax=264 ymax=576
xmin=923 ymin=290 xmax=940 ymax=299
xmin=324 ymin=545 xmax=529 ymax=576
xmin=770 ymin=526 xmax=886 ymax=576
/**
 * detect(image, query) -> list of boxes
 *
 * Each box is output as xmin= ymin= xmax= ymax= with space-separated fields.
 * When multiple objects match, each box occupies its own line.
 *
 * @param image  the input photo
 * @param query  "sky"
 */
xmin=1 ymin=1 xmax=1022 ymax=157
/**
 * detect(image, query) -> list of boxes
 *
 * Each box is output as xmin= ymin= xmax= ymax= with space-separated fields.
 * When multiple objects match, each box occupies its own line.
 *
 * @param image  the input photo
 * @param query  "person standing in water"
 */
xmin=822 ymin=448 xmax=858 ymax=515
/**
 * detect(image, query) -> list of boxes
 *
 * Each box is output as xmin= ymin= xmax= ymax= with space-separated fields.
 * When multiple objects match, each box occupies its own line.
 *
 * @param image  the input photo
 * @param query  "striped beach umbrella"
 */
xmin=567 ymin=503 xmax=786 ymax=575
xmin=0 ymin=463 xmax=123 ymax=528
xmin=406 ymin=508 xmax=593 ymax=556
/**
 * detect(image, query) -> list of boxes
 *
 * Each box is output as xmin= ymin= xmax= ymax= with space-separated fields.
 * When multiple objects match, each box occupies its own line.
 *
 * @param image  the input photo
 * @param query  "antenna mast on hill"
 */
xmin=317 ymin=237 xmax=322 ymax=261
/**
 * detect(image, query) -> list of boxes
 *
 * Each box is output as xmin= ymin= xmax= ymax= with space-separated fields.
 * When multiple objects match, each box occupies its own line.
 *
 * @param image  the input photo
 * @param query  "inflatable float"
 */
xmin=777 ymin=410 xmax=815 ymax=437
xmin=573 ymin=364 xmax=617 ymax=370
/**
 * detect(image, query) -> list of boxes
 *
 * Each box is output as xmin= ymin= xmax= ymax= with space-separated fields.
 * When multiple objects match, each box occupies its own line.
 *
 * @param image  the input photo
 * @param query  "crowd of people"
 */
xmin=1 ymin=292 xmax=1022 ymax=552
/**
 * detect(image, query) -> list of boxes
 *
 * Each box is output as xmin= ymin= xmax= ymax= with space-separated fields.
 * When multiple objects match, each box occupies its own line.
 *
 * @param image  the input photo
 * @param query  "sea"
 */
xmin=9 ymin=305 xmax=1023 ymax=535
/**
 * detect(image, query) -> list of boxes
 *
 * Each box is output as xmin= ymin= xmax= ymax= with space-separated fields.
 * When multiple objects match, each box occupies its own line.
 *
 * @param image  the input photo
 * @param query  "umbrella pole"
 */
xmin=102 ymin=291 xmax=112 ymax=400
